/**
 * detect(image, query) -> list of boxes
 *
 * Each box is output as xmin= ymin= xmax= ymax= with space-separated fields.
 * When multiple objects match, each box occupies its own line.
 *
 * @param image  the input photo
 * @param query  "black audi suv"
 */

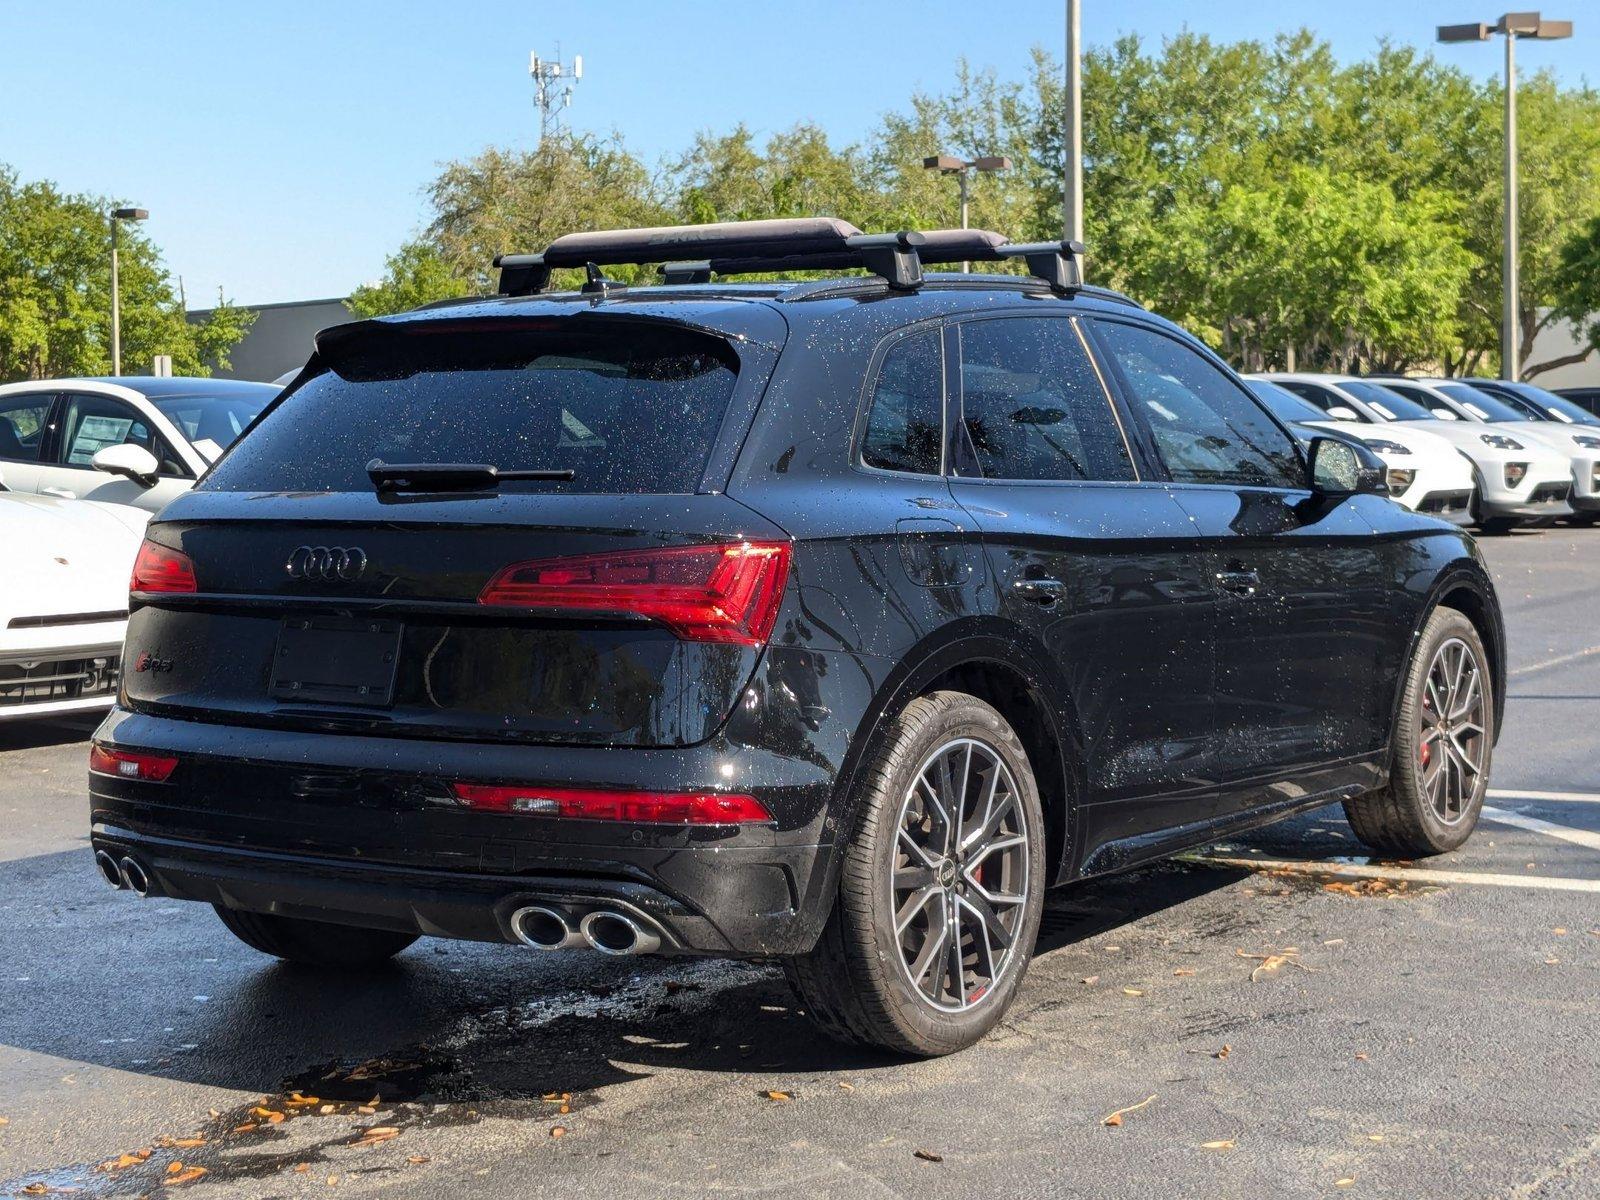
xmin=90 ymin=219 xmax=1505 ymax=1055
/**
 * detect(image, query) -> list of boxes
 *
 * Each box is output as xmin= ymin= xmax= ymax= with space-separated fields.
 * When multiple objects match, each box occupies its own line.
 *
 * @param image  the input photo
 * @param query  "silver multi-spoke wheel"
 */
xmin=891 ymin=737 xmax=1030 ymax=1013
xmin=1417 ymin=636 xmax=1487 ymax=824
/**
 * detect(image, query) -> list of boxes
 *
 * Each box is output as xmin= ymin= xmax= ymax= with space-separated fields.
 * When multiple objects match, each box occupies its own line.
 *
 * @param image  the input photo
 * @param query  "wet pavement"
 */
xmin=2 ymin=526 xmax=1597 ymax=1199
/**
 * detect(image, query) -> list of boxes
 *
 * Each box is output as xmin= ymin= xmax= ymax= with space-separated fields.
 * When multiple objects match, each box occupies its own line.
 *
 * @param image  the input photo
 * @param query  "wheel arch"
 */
xmin=825 ymin=618 xmax=1083 ymax=890
xmin=1409 ymin=561 xmax=1507 ymax=744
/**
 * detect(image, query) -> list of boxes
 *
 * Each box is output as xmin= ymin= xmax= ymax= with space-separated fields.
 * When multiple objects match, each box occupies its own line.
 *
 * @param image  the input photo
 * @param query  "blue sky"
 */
xmin=1 ymin=1 xmax=1593 ymax=306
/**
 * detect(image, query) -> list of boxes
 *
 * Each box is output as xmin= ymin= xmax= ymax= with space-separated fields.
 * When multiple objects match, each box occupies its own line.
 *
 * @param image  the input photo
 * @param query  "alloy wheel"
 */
xmin=1418 ymin=636 xmax=1487 ymax=824
xmin=890 ymin=737 xmax=1031 ymax=1013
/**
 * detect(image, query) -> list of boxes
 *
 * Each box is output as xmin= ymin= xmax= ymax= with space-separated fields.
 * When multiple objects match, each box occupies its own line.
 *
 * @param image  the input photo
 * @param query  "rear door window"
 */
xmin=205 ymin=321 xmax=742 ymax=494
xmin=955 ymin=317 xmax=1134 ymax=482
xmin=0 ymin=395 xmax=53 ymax=462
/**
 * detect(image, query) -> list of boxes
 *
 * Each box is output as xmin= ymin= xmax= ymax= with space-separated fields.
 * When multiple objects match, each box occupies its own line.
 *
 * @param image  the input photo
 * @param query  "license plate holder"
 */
xmin=269 ymin=617 xmax=402 ymax=706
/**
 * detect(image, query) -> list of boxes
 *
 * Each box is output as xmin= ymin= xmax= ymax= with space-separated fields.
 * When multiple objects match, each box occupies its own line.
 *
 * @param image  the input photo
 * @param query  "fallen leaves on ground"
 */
xmin=1235 ymin=947 xmax=1315 ymax=982
xmin=550 ymin=1126 xmax=567 ymax=1139
xmin=100 ymin=1148 xmax=152 ymax=1171
xmin=165 ymin=1165 xmax=207 ymax=1186
xmin=762 ymin=1090 xmax=793 ymax=1102
xmin=1324 ymin=878 xmax=1410 ymax=898
xmin=156 ymin=1136 xmax=205 ymax=1149
xmin=1173 ymin=968 xmax=1196 ymax=977
xmin=1102 ymin=1094 xmax=1157 ymax=1127
xmin=914 ymin=1148 xmax=944 ymax=1163
xmin=1335 ymin=1178 xmax=1355 ymax=1188
xmin=350 ymin=1126 xmax=401 ymax=1148
xmin=407 ymin=1155 xmax=430 ymax=1164
xmin=1122 ymin=987 xmax=1145 ymax=997
xmin=1081 ymin=975 xmax=1100 ymax=985
xmin=1200 ymin=1139 xmax=1236 ymax=1150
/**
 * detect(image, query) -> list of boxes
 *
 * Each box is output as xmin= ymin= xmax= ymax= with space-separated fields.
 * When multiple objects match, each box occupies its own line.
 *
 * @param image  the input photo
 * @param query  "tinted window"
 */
xmin=1246 ymin=380 xmax=1328 ymax=424
xmin=956 ymin=318 xmax=1133 ymax=482
xmin=59 ymin=395 xmax=185 ymax=475
xmin=0 ymin=395 xmax=52 ymax=462
xmin=206 ymin=322 xmax=739 ymax=495
xmin=1501 ymin=382 xmax=1600 ymax=427
xmin=1095 ymin=322 xmax=1302 ymax=488
xmin=150 ymin=392 xmax=274 ymax=453
xmin=862 ymin=330 xmax=943 ymax=474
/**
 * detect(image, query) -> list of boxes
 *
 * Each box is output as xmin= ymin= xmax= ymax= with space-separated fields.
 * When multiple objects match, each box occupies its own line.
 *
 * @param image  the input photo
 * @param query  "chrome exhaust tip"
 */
xmin=509 ymin=905 xmax=583 ymax=950
xmin=119 ymin=857 xmax=150 ymax=898
xmin=94 ymin=849 xmax=125 ymax=890
xmin=579 ymin=910 xmax=662 ymax=956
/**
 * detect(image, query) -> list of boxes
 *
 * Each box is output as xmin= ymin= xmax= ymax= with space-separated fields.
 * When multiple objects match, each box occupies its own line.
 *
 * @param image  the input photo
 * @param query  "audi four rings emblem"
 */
xmin=285 ymin=545 xmax=368 ymax=582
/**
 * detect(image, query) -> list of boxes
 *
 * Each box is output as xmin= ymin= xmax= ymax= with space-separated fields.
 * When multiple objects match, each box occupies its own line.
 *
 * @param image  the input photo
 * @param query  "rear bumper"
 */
xmin=90 ymin=822 xmax=821 ymax=955
xmin=87 ymin=703 xmax=850 ymax=958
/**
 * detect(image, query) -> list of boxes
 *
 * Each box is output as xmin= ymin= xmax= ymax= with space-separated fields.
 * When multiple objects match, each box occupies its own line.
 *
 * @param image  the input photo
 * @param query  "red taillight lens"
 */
xmin=478 ymin=541 xmax=790 ymax=645
xmin=449 ymin=783 xmax=772 ymax=825
xmin=130 ymin=540 xmax=197 ymax=594
xmin=89 ymin=745 xmax=178 ymax=782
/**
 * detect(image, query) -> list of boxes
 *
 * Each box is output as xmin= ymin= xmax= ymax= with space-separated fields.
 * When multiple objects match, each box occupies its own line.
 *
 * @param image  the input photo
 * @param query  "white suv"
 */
xmin=0 ymin=377 xmax=277 ymax=514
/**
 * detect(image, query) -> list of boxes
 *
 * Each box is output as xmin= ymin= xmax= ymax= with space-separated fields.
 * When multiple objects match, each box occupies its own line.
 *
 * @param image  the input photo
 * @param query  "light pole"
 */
xmin=1063 ymin=0 xmax=1083 ymax=246
xmin=921 ymin=155 xmax=1012 ymax=271
xmin=109 ymin=207 xmax=148 ymax=376
xmin=1438 ymin=12 xmax=1572 ymax=381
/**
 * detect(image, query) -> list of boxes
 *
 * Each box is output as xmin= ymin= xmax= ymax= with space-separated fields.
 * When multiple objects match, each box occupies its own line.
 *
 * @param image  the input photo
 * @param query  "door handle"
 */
xmin=41 ymin=487 xmax=77 ymax=500
xmin=1013 ymin=577 xmax=1065 ymax=606
xmin=1215 ymin=568 xmax=1261 ymax=597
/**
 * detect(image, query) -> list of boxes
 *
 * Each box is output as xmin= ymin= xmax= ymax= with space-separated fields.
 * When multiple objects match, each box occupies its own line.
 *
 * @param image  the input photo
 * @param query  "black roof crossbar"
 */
xmin=495 ymin=219 xmax=1086 ymax=297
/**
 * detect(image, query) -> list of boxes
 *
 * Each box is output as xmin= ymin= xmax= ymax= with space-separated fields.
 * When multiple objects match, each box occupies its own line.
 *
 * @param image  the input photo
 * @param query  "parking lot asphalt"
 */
xmin=2 ymin=527 xmax=1597 ymax=1199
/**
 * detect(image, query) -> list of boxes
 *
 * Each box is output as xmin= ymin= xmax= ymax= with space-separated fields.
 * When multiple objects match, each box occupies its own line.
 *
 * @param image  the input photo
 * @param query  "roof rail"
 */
xmin=495 ymin=219 xmax=1087 ymax=298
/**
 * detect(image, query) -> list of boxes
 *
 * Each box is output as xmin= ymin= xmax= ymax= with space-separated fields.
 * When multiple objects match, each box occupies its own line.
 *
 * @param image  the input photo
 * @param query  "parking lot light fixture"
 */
xmin=1436 ymin=12 xmax=1573 ymax=382
xmin=921 ymin=155 xmax=1013 ymax=271
xmin=109 ymin=206 xmax=149 ymax=376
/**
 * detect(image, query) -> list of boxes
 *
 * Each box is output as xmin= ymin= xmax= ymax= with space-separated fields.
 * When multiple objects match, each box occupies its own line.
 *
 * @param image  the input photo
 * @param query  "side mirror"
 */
xmin=1324 ymin=405 xmax=1361 ymax=422
xmin=91 ymin=443 xmax=161 ymax=488
xmin=1309 ymin=436 xmax=1387 ymax=498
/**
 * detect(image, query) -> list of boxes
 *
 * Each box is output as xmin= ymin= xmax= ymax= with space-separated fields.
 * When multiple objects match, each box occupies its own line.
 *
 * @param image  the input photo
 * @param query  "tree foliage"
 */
xmin=0 ymin=166 xmax=253 ymax=382
xmin=350 ymin=33 xmax=1600 ymax=377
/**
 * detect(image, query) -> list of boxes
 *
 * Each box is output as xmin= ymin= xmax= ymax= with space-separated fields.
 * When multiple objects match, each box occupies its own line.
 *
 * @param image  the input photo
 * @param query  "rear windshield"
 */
xmin=204 ymin=321 xmax=740 ymax=494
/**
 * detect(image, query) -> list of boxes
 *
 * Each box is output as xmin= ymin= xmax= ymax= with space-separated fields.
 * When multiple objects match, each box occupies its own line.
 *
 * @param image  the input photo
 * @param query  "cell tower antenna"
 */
xmin=529 ymin=44 xmax=582 ymax=143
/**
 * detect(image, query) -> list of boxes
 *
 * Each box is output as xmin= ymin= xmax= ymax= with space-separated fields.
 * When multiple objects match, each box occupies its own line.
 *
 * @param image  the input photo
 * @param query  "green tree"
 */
xmin=0 ymin=164 xmax=253 ymax=381
xmin=348 ymin=240 xmax=470 ymax=318
xmin=1547 ymin=213 xmax=1600 ymax=371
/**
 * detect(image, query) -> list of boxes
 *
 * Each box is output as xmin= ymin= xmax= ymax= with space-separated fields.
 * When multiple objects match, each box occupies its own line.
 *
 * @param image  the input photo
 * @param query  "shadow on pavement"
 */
xmin=0 ymin=714 xmax=98 ymax=752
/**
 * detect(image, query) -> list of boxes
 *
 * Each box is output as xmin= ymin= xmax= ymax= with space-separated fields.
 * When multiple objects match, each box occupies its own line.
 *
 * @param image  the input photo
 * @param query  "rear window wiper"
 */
xmin=366 ymin=459 xmax=575 ymax=493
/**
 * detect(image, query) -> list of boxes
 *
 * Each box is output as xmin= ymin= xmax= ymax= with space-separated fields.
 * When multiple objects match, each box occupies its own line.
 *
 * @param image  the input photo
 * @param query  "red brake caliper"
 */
xmin=1420 ymin=698 xmax=1433 ymax=766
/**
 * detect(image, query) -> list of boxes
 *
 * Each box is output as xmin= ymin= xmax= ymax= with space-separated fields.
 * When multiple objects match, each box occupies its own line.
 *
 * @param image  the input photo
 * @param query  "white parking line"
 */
xmin=1184 ymin=854 xmax=1600 ymax=894
xmin=1509 ymin=644 xmax=1600 ymax=678
xmin=1481 ymin=806 xmax=1600 ymax=853
xmin=1487 ymin=788 xmax=1600 ymax=805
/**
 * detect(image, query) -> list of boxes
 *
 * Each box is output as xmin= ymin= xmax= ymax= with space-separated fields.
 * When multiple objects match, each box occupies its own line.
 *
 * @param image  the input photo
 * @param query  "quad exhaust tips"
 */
xmin=94 ymin=850 xmax=151 ymax=897
xmin=509 ymin=905 xmax=663 ymax=955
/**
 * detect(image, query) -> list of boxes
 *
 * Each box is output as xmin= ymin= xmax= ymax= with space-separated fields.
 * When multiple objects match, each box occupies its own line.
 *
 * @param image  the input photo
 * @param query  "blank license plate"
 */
xmin=269 ymin=617 xmax=401 ymax=706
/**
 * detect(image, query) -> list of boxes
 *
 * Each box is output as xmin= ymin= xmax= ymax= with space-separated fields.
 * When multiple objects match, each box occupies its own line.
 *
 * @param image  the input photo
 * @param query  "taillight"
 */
xmin=449 ymin=783 xmax=773 ymax=825
xmin=478 ymin=541 xmax=790 ymax=645
xmin=89 ymin=745 xmax=178 ymax=782
xmin=130 ymin=540 xmax=197 ymax=594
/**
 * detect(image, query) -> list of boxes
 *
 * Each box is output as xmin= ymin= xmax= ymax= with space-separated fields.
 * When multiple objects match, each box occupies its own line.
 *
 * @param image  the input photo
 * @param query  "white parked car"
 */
xmin=1244 ymin=377 xmax=1474 ymax=521
xmin=1260 ymin=373 xmax=1572 ymax=532
xmin=1380 ymin=377 xmax=1600 ymax=527
xmin=0 ymin=470 xmax=148 ymax=720
xmin=0 ymin=377 xmax=277 ymax=514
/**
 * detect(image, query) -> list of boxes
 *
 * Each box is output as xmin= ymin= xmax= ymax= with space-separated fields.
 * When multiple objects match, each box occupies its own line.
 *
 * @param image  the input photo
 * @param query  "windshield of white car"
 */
xmin=1499 ymin=382 xmax=1600 ymax=427
xmin=1339 ymin=381 xmax=1436 ymax=422
xmin=149 ymin=393 xmax=273 ymax=451
xmin=1436 ymin=384 xmax=1528 ymax=423
xmin=1246 ymin=380 xmax=1328 ymax=425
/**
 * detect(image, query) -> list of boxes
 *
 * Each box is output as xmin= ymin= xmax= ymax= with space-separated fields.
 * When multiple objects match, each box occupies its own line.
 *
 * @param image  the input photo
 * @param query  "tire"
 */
xmin=1344 ymin=607 xmax=1493 ymax=857
xmin=1566 ymin=511 xmax=1600 ymax=527
xmin=214 ymin=905 xmax=417 ymax=967
xmin=784 ymin=691 xmax=1046 ymax=1056
xmin=1475 ymin=517 xmax=1519 ymax=536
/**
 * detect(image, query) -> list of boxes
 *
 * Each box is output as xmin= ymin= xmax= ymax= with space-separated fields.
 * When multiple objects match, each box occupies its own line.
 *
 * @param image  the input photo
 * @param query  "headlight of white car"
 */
xmin=1362 ymin=438 xmax=1410 ymax=456
xmin=1480 ymin=433 xmax=1524 ymax=450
